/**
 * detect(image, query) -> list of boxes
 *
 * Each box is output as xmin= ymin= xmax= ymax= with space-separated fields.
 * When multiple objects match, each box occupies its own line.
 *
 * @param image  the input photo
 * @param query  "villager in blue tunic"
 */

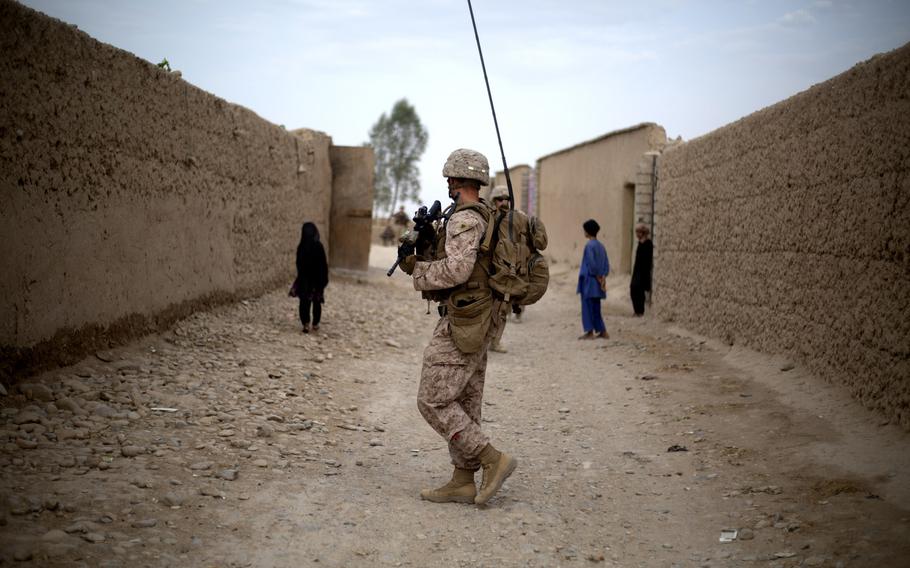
xmin=576 ymin=219 xmax=610 ymax=339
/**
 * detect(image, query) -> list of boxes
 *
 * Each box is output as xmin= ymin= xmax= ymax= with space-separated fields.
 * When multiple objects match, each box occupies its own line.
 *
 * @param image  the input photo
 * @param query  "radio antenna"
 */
xmin=467 ymin=0 xmax=514 ymax=209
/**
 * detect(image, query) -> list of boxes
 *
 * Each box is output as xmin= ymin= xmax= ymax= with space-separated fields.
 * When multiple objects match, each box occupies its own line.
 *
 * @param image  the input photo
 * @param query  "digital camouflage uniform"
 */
xmin=412 ymin=207 xmax=504 ymax=471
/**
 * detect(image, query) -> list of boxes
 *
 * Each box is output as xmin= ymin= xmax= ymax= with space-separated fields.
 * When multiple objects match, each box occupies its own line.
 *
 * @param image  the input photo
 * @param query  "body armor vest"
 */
xmin=422 ymin=200 xmax=493 ymax=303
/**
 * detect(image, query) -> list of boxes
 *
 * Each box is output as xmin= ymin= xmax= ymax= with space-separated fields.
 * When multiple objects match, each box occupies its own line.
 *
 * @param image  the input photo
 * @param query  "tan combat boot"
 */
xmin=474 ymin=444 xmax=518 ymax=505
xmin=420 ymin=468 xmax=477 ymax=504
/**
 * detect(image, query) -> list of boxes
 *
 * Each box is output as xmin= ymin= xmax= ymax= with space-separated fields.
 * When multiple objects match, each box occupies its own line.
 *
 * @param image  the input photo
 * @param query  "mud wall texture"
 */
xmin=537 ymin=123 xmax=667 ymax=271
xmin=656 ymin=44 xmax=910 ymax=429
xmin=0 ymin=1 xmax=339 ymax=378
xmin=329 ymin=146 xmax=374 ymax=271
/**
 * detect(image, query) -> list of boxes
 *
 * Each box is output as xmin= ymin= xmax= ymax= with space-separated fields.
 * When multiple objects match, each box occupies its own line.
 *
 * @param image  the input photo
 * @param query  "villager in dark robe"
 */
xmin=630 ymin=224 xmax=653 ymax=316
xmin=295 ymin=222 xmax=328 ymax=333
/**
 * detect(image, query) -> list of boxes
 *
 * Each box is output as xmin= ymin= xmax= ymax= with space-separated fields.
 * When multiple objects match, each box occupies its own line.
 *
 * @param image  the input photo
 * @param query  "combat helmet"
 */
xmin=490 ymin=185 xmax=509 ymax=200
xmin=442 ymin=148 xmax=490 ymax=186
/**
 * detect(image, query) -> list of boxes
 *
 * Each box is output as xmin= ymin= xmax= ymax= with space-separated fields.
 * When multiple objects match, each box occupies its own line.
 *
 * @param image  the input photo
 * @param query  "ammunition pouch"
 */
xmin=447 ymin=287 xmax=493 ymax=354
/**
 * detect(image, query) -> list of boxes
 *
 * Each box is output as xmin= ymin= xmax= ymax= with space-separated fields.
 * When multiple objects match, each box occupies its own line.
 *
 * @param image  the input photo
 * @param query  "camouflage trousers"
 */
xmin=417 ymin=299 xmax=504 ymax=471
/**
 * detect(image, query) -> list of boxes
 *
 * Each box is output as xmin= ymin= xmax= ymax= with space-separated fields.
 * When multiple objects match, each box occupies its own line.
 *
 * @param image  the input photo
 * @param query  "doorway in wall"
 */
xmin=621 ymin=183 xmax=635 ymax=273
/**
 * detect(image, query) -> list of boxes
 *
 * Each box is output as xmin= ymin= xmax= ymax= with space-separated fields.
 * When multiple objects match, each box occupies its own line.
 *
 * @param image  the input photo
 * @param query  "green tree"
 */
xmin=367 ymin=99 xmax=428 ymax=216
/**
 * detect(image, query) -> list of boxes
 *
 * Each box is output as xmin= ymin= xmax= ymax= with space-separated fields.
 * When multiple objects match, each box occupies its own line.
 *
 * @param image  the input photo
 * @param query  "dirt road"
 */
xmin=2 ymin=245 xmax=908 ymax=567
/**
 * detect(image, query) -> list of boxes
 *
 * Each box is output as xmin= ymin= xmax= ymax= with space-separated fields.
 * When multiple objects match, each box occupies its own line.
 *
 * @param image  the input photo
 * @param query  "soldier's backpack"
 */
xmin=480 ymin=208 xmax=549 ymax=305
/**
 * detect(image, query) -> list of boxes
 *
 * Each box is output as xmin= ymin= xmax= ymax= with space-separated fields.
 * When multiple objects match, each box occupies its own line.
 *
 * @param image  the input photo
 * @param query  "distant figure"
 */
xmin=488 ymin=185 xmax=522 ymax=353
xmin=577 ymin=219 xmax=610 ymax=340
xmin=380 ymin=225 xmax=396 ymax=247
xmin=295 ymin=222 xmax=328 ymax=334
xmin=392 ymin=205 xmax=410 ymax=230
xmin=630 ymin=224 xmax=653 ymax=316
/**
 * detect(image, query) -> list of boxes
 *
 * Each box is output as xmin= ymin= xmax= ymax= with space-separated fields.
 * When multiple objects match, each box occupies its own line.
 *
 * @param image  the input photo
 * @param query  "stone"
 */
xmin=132 ymin=518 xmax=158 ymax=528
xmin=121 ymin=445 xmax=145 ymax=457
xmin=216 ymin=469 xmax=238 ymax=481
xmin=93 ymin=404 xmax=119 ymax=418
xmin=65 ymin=520 xmax=102 ymax=534
xmin=13 ymin=411 xmax=42 ymax=425
xmin=161 ymin=493 xmax=186 ymax=507
xmin=82 ymin=532 xmax=106 ymax=543
xmin=738 ymin=528 xmax=755 ymax=540
xmin=16 ymin=438 xmax=38 ymax=449
xmin=56 ymin=397 xmax=84 ymax=414
xmin=252 ymin=459 xmax=268 ymax=468
xmin=42 ymin=529 xmax=70 ymax=542
xmin=189 ymin=461 xmax=213 ymax=471
xmin=200 ymin=487 xmax=226 ymax=499
xmin=20 ymin=383 xmax=55 ymax=402
xmin=369 ymin=438 xmax=383 ymax=447
xmin=11 ymin=545 xmax=33 ymax=561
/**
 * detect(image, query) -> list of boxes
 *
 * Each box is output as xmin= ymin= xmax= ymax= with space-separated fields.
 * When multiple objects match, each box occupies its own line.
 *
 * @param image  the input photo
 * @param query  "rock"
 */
xmin=16 ymin=438 xmax=38 ymax=450
xmin=369 ymin=438 xmax=383 ymax=447
xmin=12 ymin=411 xmax=42 ymax=425
xmin=95 ymin=351 xmax=115 ymax=363
xmin=804 ymin=556 xmax=826 ymax=567
xmin=82 ymin=532 xmax=106 ymax=543
xmin=780 ymin=362 xmax=795 ymax=372
xmin=132 ymin=518 xmax=158 ymax=528
xmin=20 ymin=383 xmax=55 ymax=402
xmin=216 ymin=469 xmax=238 ymax=481
xmin=256 ymin=425 xmax=273 ymax=438
xmin=0 ymin=383 xmax=7 ymax=396
xmin=384 ymin=339 xmax=401 ymax=348
xmin=218 ymin=429 xmax=235 ymax=437
xmin=39 ymin=542 xmax=77 ymax=558
xmin=121 ymin=445 xmax=145 ymax=457
xmin=56 ymin=397 xmax=84 ymax=414
xmin=57 ymin=428 xmax=88 ymax=441
xmin=200 ymin=487 xmax=226 ymax=499
xmin=558 ymin=407 xmax=570 ymax=414
xmin=738 ymin=528 xmax=755 ymax=540
xmin=190 ymin=461 xmax=213 ymax=471
xmin=113 ymin=360 xmax=141 ymax=373
xmin=93 ymin=404 xmax=119 ymax=418
xmin=252 ymin=459 xmax=268 ymax=468
xmin=10 ymin=545 xmax=33 ymax=561
xmin=41 ymin=529 xmax=70 ymax=542
xmin=161 ymin=493 xmax=186 ymax=507
xmin=65 ymin=520 xmax=102 ymax=534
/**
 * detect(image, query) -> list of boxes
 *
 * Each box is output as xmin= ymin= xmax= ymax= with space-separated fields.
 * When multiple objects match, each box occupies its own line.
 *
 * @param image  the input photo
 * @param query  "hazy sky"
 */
xmin=21 ymin=0 xmax=910 ymax=209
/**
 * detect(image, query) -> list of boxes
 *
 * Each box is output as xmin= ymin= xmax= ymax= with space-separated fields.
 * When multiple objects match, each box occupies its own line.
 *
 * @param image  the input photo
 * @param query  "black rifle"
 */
xmin=387 ymin=200 xmax=443 ymax=277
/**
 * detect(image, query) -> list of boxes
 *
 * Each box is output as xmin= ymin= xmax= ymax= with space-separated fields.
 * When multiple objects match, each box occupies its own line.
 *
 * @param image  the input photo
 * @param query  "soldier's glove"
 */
xmin=399 ymin=254 xmax=418 ymax=275
xmin=397 ymin=240 xmax=416 ymax=259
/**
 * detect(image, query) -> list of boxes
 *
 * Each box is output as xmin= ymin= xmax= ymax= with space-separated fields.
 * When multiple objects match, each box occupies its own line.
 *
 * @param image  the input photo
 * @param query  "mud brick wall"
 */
xmin=537 ymin=123 xmax=667 ymax=272
xmin=656 ymin=43 xmax=910 ymax=429
xmin=0 ymin=1 xmax=334 ymax=378
xmin=329 ymin=146 xmax=374 ymax=272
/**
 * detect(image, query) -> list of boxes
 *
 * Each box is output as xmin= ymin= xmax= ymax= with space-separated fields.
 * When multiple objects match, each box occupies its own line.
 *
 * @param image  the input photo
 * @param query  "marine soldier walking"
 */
xmin=398 ymin=148 xmax=518 ymax=506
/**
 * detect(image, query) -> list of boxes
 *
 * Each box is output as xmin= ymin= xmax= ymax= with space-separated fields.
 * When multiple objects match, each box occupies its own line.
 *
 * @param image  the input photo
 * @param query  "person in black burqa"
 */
xmin=630 ymin=223 xmax=653 ymax=316
xmin=295 ymin=222 xmax=329 ymax=333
